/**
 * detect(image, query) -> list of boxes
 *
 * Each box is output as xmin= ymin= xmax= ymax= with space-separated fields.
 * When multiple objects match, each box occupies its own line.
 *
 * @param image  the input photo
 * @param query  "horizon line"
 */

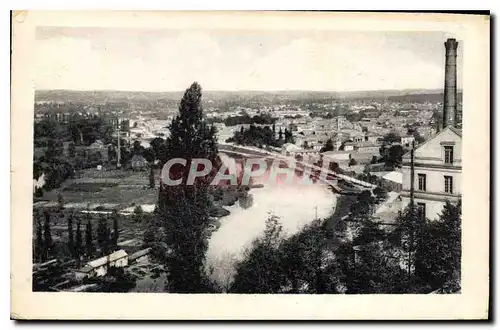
xmin=35 ymin=88 xmax=464 ymax=94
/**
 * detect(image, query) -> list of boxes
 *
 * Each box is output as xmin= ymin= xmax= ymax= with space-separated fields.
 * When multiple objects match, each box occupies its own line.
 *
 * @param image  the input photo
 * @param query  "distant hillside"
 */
xmin=35 ymin=89 xmax=463 ymax=104
xmin=35 ymin=90 xmax=185 ymax=103
xmin=387 ymin=91 xmax=463 ymax=103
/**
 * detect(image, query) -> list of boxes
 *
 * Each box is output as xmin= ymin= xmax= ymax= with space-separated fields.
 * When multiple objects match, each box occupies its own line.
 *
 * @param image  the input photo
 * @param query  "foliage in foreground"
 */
xmin=230 ymin=215 xmax=343 ymax=294
xmin=229 ymin=198 xmax=461 ymax=294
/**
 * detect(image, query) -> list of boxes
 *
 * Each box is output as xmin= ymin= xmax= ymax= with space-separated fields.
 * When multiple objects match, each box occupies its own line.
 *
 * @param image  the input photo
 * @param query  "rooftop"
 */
xmin=78 ymin=249 xmax=128 ymax=272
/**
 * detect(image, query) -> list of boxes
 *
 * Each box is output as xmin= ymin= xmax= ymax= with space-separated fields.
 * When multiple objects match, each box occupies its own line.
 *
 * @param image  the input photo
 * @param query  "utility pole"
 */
xmin=116 ymin=118 xmax=121 ymax=169
xmin=315 ymin=206 xmax=318 ymax=220
xmin=410 ymin=140 xmax=415 ymax=209
xmin=408 ymin=140 xmax=416 ymax=281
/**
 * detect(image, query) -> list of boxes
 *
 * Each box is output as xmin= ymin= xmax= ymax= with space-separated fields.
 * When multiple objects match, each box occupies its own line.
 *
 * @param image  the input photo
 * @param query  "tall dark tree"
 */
xmin=35 ymin=218 xmax=44 ymax=262
xmin=133 ymin=140 xmax=142 ymax=155
xmin=45 ymin=138 xmax=63 ymax=159
xmin=112 ymin=213 xmax=119 ymax=250
xmin=278 ymin=128 xmax=283 ymax=141
xmin=149 ymin=167 xmax=155 ymax=189
xmin=437 ymin=200 xmax=461 ymax=283
xmin=97 ymin=216 xmax=110 ymax=256
xmin=85 ymin=220 xmax=94 ymax=259
xmin=392 ymin=203 xmax=426 ymax=286
xmin=143 ymin=148 xmax=156 ymax=163
xmin=284 ymin=128 xmax=292 ymax=143
xmin=68 ymin=142 xmax=76 ymax=158
xmin=150 ymin=137 xmax=165 ymax=157
xmin=320 ymin=138 xmax=334 ymax=153
xmin=75 ymin=219 xmax=82 ymax=267
xmin=107 ymin=145 xmax=117 ymax=161
xmin=57 ymin=193 xmax=64 ymax=209
xmin=156 ymin=82 xmax=219 ymax=293
xmin=42 ymin=212 xmax=52 ymax=260
xmin=67 ymin=213 xmax=74 ymax=257
xmin=385 ymin=145 xmax=405 ymax=168
xmin=416 ymin=200 xmax=461 ymax=292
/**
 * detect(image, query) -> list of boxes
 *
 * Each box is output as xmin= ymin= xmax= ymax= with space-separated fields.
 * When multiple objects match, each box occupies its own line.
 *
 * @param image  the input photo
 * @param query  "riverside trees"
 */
xmin=230 ymin=215 xmax=343 ymax=294
xmin=229 ymin=196 xmax=461 ymax=294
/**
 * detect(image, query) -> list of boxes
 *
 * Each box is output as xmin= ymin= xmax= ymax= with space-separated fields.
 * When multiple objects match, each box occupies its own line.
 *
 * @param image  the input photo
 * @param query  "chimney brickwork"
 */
xmin=443 ymin=38 xmax=458 ymax=129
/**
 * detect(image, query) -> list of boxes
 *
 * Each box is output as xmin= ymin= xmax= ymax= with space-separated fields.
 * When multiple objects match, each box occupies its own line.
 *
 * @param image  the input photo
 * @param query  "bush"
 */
xmin=373 ymin=187 xmax=388 ymax=202
xmin=34 ymin=187 xmax=44 ymax=198
xmin=134 ymin=205 xmax=143 ymax=214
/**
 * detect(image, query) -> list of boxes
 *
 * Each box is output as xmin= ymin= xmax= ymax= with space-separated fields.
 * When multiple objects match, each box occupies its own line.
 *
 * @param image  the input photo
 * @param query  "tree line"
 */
xmin=34 ymin=114 xmax=116 ymax=147
xmin=228 ymin=194 xmax=461 ymax=294
xmin=34 ymin=210 xmax=120 ymax=268
xmin=226 ymin=123 xmax=294 ymax=148
xmin=211 ymin=113 xmax=277 ymax=127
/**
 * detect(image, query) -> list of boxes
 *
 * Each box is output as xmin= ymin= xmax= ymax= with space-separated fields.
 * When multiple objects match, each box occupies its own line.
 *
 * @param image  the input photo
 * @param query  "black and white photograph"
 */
xmin=10 ymin=11 xmax=490 ymax=320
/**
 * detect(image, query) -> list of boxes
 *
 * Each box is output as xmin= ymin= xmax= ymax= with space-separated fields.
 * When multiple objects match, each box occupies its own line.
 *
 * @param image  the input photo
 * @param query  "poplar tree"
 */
xmin=156 ymin=82 xmax=219 ymax=293
xmin=35 ymin=218 xmax=44 ymax=262
xmin=149 ymin=167 xmax=155 ymax=189
xmin=42 ymin=211 xmax=52 ymax=260
xmin=85 ymin=220 xmax=94 ymax=259
xmin=112 ymin=213 xmax=119 ymax=251
xmin=97 ymin=216 xmax=109 ymax=256
xmin=75 ymin=219 xmax=82 ymax=267
xmin=67 ymin=213 xmax=74 ymax=257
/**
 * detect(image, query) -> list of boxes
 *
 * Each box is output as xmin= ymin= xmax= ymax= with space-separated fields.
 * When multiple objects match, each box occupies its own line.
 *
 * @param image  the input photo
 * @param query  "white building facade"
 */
xmin=400 ymin=127 xmax=462 ymax=220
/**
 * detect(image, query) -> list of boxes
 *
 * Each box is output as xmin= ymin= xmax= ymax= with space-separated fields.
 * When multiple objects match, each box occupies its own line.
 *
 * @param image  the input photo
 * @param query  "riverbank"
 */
xmin=205 ymin=181 xmax=337 ymax=290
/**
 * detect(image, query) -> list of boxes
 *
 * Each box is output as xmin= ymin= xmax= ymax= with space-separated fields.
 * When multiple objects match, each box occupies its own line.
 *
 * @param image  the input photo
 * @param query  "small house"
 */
xmin=129 ymin=248 xmax=152 ymax=264
xmin=343 ymin=142 xmax=356 ymax=151
xmin=74 ymin=249 xmax=128 ymax=281
xmin=401 ymin=135 xmax=415 ymax=147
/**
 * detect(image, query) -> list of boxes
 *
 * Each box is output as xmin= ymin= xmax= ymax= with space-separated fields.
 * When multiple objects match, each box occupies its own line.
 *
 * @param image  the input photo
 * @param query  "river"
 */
xmin=205 ymin=156 xmax=337 ymax=290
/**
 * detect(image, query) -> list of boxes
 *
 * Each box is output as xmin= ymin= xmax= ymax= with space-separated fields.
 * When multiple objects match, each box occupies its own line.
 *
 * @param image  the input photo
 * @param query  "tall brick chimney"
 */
xmin=443 ymin=38 xmax=458 ymax=129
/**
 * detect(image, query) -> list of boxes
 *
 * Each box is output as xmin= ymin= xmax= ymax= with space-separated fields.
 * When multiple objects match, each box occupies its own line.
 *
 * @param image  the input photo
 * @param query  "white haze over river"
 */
xmin=205 ymin=154 xmax=337 ymax=290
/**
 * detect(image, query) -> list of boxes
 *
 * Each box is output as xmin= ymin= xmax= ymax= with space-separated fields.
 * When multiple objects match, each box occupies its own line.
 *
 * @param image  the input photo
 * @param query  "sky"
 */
xmin=35 ymin=27 xmax=463 ymax=92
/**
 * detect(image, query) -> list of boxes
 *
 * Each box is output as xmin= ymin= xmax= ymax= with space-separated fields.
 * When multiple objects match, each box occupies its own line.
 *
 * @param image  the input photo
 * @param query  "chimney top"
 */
xmin=445 ymin=38 xmax=459 ymax=52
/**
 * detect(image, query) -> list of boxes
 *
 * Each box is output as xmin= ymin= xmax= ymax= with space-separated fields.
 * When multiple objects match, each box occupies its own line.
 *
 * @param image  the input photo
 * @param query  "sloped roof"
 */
xmin=85 ymin=249 xmax=128 ymax=270
xmin=448 ymin=126 xmax=462 ymax=137
xmin=129 ymin=248 xmax=152 ymax=261
xmin=382 ymin=171 xmax=403 ymax=184
xmin=402 ymin=126 xmax=462 ymax=158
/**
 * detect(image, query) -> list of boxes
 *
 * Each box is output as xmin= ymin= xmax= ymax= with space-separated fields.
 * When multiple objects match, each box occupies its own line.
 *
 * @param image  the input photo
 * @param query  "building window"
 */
xmin=444 ymin=175 xmax=454 ymax=194
xmin=417 ymin=203 xmax=426 ymax=221
xmin=417 ymin=173 xmax=427 ymax=191
xmin=444 ymin=146 xmax=454 ymax=165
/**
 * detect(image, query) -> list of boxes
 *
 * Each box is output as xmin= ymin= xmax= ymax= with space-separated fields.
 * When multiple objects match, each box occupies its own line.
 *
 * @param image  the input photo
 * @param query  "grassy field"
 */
xmin=40 ymin=167 xmax=159 ymax=206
